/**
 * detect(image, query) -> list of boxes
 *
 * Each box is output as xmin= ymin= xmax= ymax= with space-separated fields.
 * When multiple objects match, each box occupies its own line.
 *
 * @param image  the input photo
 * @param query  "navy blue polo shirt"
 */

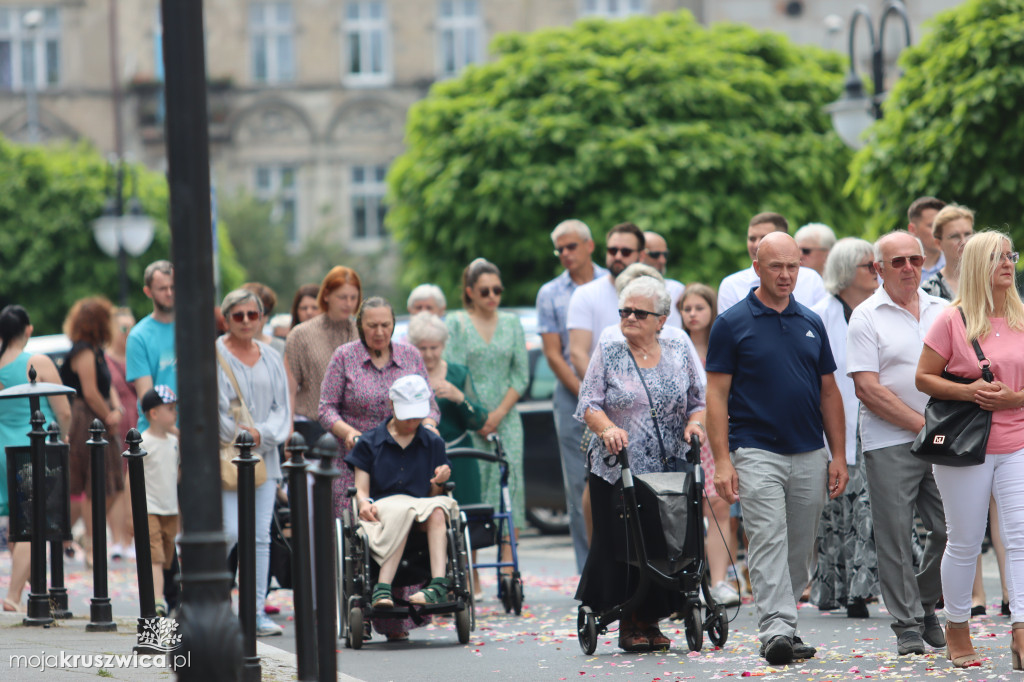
xmin=345 ymin=418 xmax=450 ymax=500
xmin=706 ymin=288 xmax=836 ymax=454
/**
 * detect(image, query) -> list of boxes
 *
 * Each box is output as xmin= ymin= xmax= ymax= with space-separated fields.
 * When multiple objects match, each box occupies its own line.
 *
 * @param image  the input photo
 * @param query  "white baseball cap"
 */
xmin=389 ymin=375 xmax=431 ymax=420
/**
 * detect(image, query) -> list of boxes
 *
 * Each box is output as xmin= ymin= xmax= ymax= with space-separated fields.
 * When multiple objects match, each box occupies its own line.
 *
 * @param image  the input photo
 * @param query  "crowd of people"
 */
xmin=1 ymin=196 xmax=1022 ymax=671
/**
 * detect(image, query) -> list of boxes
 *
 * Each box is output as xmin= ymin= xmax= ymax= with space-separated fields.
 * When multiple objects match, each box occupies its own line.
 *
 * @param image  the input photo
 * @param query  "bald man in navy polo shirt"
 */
xmin=707 ymin=232 xmax=849 ymax=666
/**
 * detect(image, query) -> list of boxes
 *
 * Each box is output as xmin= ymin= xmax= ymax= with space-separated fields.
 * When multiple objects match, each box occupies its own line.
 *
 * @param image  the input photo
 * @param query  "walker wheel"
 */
xmin=348 ymin=607 xmax=364 ymax=650
xmin=511 ymin=578 xmax=524 ymax=616
xmin=500 ymin=575 xmax=514 ymax=613
xmin=577 ymin=606 xmax=598 ymax=655
xmin=708 ymin=604 xmax=729 ymax=648
xmin=685 ymin=605 xmax=703 ymax=652
xmin=456 ymin=605 xmax=472 ymax=644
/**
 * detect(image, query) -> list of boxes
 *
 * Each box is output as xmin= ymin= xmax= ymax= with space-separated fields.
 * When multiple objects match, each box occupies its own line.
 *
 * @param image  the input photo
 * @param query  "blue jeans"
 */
xmin=223 ymin=477 xmax=279 ymax=613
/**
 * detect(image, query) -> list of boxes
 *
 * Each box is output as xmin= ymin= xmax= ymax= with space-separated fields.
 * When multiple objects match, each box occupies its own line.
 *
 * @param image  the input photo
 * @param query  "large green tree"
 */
xmin=847 ymin=0 xmax=1024 ymax=240
xmin=388 ymin=11 xmax=861 ymax=303
xmin=0 ymin=139 xmax=244 ymax=333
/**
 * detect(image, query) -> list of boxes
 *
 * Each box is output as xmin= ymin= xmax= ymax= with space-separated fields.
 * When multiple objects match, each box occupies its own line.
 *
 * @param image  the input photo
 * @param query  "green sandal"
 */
xmin=409 ymin=577 xmax=450 ymax=605
xmin=372 ymin=583 xmax=394 ymax=608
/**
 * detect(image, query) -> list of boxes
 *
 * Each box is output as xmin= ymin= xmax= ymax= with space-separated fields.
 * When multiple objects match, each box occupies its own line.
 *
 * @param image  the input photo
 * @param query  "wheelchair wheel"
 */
xmin=684 ymin=605 xmax=703 ymax=652
xmin=461 ymin=525 xmax=477 ymax=632
xmin=511 ymin=577 xmax=524 ymax=616
xmin=500 ymin=575 xmax=514 ymax=613
xmin=708 ymin=604 xmax=729 ymax=648
xmin=456 ymin=605 xmax=472 ymax=644
xmin=348 ymin=606 xmax=364 ymax=650
xmin=577 ymin=606 xmax=597 ymax=655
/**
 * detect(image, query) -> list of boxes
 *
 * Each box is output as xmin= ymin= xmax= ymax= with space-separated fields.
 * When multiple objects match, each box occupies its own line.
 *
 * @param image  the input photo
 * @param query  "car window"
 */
xmin=527 ymin=350 xmax=556 ymax=401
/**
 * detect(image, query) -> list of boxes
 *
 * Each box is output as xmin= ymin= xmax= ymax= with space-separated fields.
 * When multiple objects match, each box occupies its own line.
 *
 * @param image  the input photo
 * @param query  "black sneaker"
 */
xmin=762 ymin=635 xmax=794 ymax=665
xmin=1003 ymin=600 xmax=1011 ymax=617
xmin=896 ymin=630 xmax=925 ymax=655
xmin=792 ymin=636 xmax=817 ymax=660
xmin=846 ymin=597 xmax=870 ymax=618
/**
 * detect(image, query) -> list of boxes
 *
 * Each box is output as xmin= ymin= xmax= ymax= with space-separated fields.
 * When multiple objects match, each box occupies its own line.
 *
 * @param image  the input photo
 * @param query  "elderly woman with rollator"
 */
xmin=916 ymin=231 xmax=1024 ymax=670
xmin=574 ymin=274 xmax=706 ymax=652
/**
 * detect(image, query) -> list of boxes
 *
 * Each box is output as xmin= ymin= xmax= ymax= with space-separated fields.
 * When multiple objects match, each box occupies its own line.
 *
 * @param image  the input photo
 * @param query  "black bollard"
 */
xmin=47 ymin=422 xmax=72 ymax=619
xmin=123 ymin=428 xmax=158 ymax=653
xmin=311 ymin=434 xmax=341 ymax=682
xmin=284 ymin=433 xmax=317 ymax=681
xmin=24 ymin=408 xmax=52 ymax=626
xmin=233 ymin=431 xmax=261 ymax=682
xmin=86 ymin=419 xmax=116 ymax=631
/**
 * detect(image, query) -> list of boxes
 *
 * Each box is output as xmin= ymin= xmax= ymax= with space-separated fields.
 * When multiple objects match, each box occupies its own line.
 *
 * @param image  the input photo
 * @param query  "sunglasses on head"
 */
xmin=607 ymin=247 xmax=636 ymax=257
xmin=618 ymin=307 xmax=658 ymax=321
xmin=553 ymin=242 xmax=580 ymax=256
xmin=477 ymin=286 xmax=503 ymax=297
xmin=646 ymin=250 xmax=669 ymax=260
xmin=882 ymin=255 xmax=925 ymax=269
xmin=230 ymin=310 xmax=261 ymax=322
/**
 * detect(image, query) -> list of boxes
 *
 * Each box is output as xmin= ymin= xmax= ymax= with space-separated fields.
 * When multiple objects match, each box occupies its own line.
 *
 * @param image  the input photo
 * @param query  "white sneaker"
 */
xmin=710 ymin=580 xmax=741 ymax=606
xmin=256 ymin=612 xmax=283 ymax=636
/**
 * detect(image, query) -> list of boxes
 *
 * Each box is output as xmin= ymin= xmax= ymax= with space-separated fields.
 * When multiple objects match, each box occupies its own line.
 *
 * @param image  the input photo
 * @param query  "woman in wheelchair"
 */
xmin=346 ymin=375 xmax=460 ymax=609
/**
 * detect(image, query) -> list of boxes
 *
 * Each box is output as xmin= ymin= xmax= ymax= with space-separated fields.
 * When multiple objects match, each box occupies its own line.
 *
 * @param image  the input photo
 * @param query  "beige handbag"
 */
xmin=216 ymin=349 xmax=268 ymax=491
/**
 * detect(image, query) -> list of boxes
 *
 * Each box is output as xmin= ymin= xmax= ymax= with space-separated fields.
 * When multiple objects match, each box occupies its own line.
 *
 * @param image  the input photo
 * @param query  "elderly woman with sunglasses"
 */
xmin=216 ymin=288 xmax=291 ymax=637
xmin=575 ymin=275 xmax=706 ymax=652
xmin=916 ymin=232 xmax=1024 ymax=670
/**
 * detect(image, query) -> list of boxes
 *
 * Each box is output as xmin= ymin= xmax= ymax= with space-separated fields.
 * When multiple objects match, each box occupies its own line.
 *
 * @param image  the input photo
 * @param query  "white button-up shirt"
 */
xmin=717 ymin=265 xmax=827 ymax=314
xmin=846 ymin=286 xmax=948 ymax=451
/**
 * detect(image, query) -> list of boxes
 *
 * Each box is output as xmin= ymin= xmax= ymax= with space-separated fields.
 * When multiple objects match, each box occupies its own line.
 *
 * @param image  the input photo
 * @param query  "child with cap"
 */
xmin=139 ymin=385 xmax=180 ymax=617
xmin=346 ymin=374 xmax=459 ymax=611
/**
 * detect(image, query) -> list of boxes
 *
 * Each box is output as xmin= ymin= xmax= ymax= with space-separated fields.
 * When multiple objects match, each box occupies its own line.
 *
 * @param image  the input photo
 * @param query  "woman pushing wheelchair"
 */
xmin=346 ymin=374 xmax=460 ymax=608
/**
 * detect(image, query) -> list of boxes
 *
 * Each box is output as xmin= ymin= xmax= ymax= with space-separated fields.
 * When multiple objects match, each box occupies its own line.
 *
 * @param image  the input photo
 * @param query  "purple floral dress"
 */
xmin=318 ymin=339 xmax=440 ymax=637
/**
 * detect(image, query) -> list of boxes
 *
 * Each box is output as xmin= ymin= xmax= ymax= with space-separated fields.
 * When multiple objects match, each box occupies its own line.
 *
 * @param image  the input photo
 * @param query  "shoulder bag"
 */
xmin=910 ymin=308 xmax=992 ymax=467
xmin=216 ymin=349 xmax=268 ymax=491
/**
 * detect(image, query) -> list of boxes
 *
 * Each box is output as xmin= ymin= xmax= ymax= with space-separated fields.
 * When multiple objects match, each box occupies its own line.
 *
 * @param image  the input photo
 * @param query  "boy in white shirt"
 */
xmin=139 ymin=385 xmax=180 ymax=616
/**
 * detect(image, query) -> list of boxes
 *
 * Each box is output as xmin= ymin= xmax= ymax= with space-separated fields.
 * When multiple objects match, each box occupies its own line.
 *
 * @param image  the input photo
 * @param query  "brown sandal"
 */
xmin=618 ymin=623 xmax=650 ymax=652
xmin=646 ymin=625 xmax=671 ymax=650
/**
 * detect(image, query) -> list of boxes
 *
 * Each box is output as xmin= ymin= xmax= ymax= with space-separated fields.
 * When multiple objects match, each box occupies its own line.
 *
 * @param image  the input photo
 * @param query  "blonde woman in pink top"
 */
xmin=916 ymin=231 xmax=1024 ymax=670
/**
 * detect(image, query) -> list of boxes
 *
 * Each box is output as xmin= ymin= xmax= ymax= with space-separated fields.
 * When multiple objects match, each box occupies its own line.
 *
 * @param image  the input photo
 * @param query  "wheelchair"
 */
xmin=337 ymin=485 xmax=476 ymax=648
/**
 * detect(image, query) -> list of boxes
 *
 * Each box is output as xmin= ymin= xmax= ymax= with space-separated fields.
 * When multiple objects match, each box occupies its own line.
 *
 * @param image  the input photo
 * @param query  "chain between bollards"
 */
xmin=47 ymin=422 xmax=72 ymax=619
xmin=123 ymin=428 xmax=159 ymax=653
xmin=85 ymin=421 xmax=115 ymax=631
xmin=233 ymin=430 xmax=262 ymax=682
xmin=311 ymin=433 xmax=341 ymax=682
xmin=284 ymin=433 xmax=317 ymax=681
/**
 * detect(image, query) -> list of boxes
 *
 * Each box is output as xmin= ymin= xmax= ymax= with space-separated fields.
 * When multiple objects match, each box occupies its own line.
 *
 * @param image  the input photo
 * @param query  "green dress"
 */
xmin=444 ymin=311 xmax=529 ymax=528
xmin=437 ymin=361 xmax=489 ymax=506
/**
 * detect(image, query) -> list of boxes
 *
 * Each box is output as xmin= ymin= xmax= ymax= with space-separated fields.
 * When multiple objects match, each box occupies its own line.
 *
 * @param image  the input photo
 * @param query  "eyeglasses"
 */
xmin=618 ymin=308 xmax=658 ymax=321
xmin=646 ymin=250 xmax=669 ymax=260
xmin=607 ymin=247 xmax=636 ymax=257
xmin=477 ymin=286 xmax=503 ymax=297
xmin=993 ymin=251 xmax=1021 ymax=264
xmin=880 ymin=255 xmax=925 ymax=269
xmin=856 ymin=262 xmax=877 ymax=274
xmin=230 ymin=310 xmax=261 ymax=322
xmin=553 ymin=242 xmax=580 ymax=256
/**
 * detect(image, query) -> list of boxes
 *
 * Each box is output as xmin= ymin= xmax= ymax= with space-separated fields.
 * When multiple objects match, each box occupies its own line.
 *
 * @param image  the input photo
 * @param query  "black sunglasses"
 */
xmin=607 ymin=247 xmax=636 ymax=257
xmin=618 ymin=307 xmax=658 ymax=321
xmin=230 ymin=310 xmax=260 ymax=322
xmin=553 ymin=242 xmax=580 ymax=256
xmin=477 ymin=286 xmax=503 ymax=297
xmin=646 ymin=250 xmax=669 ymax=260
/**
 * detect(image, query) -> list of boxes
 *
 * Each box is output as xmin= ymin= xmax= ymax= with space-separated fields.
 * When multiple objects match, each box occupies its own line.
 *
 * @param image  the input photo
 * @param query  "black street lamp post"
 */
xmin=827 ymin=1 xmax=912 ymax=149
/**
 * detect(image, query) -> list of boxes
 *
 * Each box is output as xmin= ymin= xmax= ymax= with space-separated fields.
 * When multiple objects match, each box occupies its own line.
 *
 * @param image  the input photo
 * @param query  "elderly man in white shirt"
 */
xmin=718 ymin=213 xmax=828 ymax=314
xmin=847 ymin=230 xmax=949 ymax=657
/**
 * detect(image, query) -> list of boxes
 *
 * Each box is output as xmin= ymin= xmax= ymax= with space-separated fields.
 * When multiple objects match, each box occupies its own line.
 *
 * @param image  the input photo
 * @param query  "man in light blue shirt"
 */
xmin=127 ymin=260 xmax=177 ymax=433
xmin=535 ymin=219 xmax=607 ymax=572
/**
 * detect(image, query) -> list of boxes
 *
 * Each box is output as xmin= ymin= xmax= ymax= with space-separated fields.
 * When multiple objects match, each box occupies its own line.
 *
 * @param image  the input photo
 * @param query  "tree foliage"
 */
xmin=0 ymin=138 xmax=244 ymax=333
xmin=388 ymin=11 xmax=861 ymax=303
xmin=847 ymin=0 xmax=1024 ymax=241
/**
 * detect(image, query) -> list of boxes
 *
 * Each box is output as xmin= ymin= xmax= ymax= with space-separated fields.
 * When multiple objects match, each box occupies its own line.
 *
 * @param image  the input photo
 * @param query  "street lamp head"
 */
xmin=22 ymin=9 xmax=43 ymax=30
xmin=122 ymin=198 xmax=156 ymax=256
xmin=827 ymin=70 xmax=874 ymax=150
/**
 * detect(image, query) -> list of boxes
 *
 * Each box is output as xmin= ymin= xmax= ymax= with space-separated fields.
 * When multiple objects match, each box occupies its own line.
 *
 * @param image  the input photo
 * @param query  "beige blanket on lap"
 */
xmin=359 ymin=494 xmax=460 ymax=565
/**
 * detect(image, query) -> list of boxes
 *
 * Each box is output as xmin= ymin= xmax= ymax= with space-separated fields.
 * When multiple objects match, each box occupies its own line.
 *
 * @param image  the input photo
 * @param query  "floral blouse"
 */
xmin=575 ymin=335 xmax=705 ymax=485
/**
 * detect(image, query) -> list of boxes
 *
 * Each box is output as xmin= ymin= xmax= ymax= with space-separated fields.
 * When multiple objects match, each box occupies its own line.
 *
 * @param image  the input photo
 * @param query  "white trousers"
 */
xmin=933 ymin=448 xmax=1024 ymax=622
xmin=223 ymin=477 xmax=279 ymax=613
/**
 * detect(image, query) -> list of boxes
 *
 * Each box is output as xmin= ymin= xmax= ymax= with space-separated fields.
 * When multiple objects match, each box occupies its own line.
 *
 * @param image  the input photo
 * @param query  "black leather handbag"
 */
xmin=911 ymin=309 xmax=993 ymax=467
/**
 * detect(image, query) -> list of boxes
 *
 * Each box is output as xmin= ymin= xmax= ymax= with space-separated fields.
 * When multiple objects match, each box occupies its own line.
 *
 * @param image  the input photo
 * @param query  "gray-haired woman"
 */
xmin=809 ymin=238 xmax=881 ymax=618
xmin=217 ymin=288 xmax=291 ymax=637
xmin=408 ymin=312 xmax=488 ymax=503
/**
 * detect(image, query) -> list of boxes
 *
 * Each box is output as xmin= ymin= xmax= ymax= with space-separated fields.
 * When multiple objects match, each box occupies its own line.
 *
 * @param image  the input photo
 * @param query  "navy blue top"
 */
xmin=345 ymin=418 xmax=450 ymax=500
xmin=706 ymin=288 xmax=836 ymax=454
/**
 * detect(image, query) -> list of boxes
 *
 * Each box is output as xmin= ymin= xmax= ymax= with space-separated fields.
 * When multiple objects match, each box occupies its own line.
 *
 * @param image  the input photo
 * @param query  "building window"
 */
xmin=351 ymin=165 xmax=388 ymax=240
xmin=437 ymin=1 xmax=482 ymax=79
xmin=0 ymin=7 xmax=60 ymax=91
xmin=580 ymin=0 xmax=646 ymax=18
xmin=255 ymin=165 xmax=298 ymax=244
xmin=250 ymin=2 xmax=295 ymax=84
xmin=343 ymin=1 xmax=390 ymax=86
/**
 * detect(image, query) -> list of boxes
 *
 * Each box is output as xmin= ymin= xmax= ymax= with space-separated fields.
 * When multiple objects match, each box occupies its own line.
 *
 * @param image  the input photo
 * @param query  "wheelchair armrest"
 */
xmin=346 ymin=486 xmax=358 ymax=498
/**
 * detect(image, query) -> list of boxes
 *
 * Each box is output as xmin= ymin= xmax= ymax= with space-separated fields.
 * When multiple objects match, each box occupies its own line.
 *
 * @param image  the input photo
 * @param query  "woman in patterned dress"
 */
xmin=319 ymin=296 xmax=440 ymax=640
xmin=444 ymin=259 xmax=529 ymax=559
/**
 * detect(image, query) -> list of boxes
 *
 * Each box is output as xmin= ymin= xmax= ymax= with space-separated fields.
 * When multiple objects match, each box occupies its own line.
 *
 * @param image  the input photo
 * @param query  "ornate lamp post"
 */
xmin=826 ymin=1 xmax=912 ymax=149
xmin=91 ymin=161 xmax=156 ymax=307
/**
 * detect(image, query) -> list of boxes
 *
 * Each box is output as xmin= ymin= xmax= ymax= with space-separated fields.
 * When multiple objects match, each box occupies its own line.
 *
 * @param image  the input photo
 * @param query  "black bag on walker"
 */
xmin=612 ymin=470 xmax=696 ymax=575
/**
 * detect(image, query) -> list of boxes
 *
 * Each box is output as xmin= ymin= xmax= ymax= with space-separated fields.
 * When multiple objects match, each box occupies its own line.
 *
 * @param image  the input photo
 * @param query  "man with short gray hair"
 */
xmin=847 ymin=230 xmax=948 ymax=656
xmin=794 ymin=223 xmax=836 ymax=276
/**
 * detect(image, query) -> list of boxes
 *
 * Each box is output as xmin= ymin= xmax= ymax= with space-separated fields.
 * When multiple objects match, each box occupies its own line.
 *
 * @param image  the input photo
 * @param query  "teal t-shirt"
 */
xmin=0 ymin=352 xmax=57 ymax=516
xmin=126 ymin=315 xmax=176 ymax=432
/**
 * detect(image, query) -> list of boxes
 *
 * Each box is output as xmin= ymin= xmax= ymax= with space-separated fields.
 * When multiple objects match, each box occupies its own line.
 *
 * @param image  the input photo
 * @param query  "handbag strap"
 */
xmin=625 ymin=346 xmax=668 ymax=468
xmin=216 ymin=348 xmax=255 ymax=429
xmin=957 ymin=307 xmax=994 ymax=382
